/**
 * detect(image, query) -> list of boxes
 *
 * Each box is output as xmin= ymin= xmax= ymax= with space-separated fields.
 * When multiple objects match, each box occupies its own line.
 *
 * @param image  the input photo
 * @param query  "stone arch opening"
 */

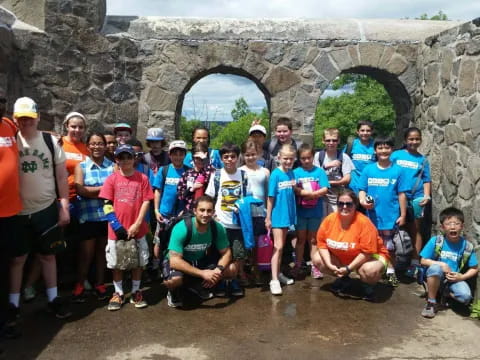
xmin=175 ymin=65 xmax=272 ymax=137
xmin=314 ymin=66 xmax=412 ymax=147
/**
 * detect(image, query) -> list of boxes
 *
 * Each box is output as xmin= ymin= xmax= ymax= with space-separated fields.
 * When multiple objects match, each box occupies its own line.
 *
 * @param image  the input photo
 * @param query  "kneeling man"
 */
xmin=163 ymin=195 xmax=237 ymax=307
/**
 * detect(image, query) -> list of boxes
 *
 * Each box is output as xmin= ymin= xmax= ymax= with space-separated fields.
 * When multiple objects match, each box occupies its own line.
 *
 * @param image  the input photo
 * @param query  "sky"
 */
xmin=107 ymin=1 xmax=479 ymax=122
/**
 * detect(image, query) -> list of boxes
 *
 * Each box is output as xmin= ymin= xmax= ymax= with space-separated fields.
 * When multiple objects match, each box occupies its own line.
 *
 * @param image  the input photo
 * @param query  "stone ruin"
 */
xmin=0 ymin=0 xmax=479 ymax=240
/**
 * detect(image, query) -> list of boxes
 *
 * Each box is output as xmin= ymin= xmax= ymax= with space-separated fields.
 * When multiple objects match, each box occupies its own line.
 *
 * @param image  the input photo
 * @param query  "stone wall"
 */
xmin=417 ymin=18 xmax=480 ymax=240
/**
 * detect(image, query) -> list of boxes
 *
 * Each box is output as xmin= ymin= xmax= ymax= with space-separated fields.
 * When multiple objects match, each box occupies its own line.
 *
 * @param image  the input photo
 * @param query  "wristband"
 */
xmin=345 ymin=265 xmax=352 ymax=274
xmin=216 ymin=265 xmax=225 ymax=273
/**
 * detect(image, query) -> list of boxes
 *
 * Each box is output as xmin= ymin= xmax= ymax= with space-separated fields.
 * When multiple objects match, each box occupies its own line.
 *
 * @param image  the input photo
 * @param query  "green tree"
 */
xmin=314 ymin=75 xmax=395 ymax=148
xmin=417 ymin=11 xmax=448 ymax=21
xmin=231 ymin=97 xmax=251 ymax=121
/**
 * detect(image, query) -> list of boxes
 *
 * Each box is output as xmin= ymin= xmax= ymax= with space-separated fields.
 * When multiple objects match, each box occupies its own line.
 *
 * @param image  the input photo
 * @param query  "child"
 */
xmin=205 ymin=142 xmax=248 ymax=296
xmin=177 ymin=142 xmax=215 ymax=214
xmin=99 ymin=144 xmax=154 ymax=311
xmin=358 ymin=136 xmax=408 ymax=287
xmin=144 ymin=127 xmax=170 ymax=175
xmin=345 ymin=120 xmax=376 ymax=194
xmin=391 ymin=127 xmax=432 ymax=277
xmin=183 ymin=126 xmax=223 ymax=169
xmin=104 ymin=131 xmax=117 ymax=161
xmin=152 ymin=140 xmax=189 ymax=259
xmin=240 ymin=140 xmax=270 ymax=285
xmin=314 ymin=128 xmax=355 ymax=218
xmin=419 ymin=207 xmax=478 ymax=318
xmin=113 ymin=123 xmax=133 ymax=145
xmin=266 ymin=144 xmax=297 ymax=295
xmin=293 ymin=144 xmax=329 ymax=280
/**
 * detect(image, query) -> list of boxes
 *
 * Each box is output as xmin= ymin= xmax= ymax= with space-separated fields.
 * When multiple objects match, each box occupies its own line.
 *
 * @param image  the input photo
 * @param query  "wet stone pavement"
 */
xmin=3 ymin=275 xmax=479 ymax=360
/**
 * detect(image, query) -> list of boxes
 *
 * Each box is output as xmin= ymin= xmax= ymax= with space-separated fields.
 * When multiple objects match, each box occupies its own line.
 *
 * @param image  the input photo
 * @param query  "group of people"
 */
xmin=1 ymin=93 xmax=478 ymax=342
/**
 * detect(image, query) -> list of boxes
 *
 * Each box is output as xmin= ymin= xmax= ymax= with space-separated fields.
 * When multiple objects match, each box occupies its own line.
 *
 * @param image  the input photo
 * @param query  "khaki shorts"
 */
xmin=106 ymin=236 xmax=149 ymax=269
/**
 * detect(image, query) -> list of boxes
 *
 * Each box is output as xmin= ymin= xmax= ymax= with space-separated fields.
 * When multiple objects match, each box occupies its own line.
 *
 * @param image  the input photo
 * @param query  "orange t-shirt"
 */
xmin=0 ymin=118 xmax=22 ymax=217
xmin=317 ymin=212 xmax=386 ymax=266
xmin=62 ymin=137 xmax=88 ymax=201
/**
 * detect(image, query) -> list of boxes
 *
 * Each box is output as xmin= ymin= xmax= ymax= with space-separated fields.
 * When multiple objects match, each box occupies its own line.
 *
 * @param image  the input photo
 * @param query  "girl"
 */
xmin=293 ymin=144 xmax=329 ymax=280
xmin=72 ymin=133 xmax=114 ymax=301
xmin=390 ymin=127 xmax=431 ymax=277
xmin=178 ymin=142 xmax=215 ymax=213
xmin=266 ymin=144 xmax=297 ymax=295
xmin=240 ymin=140 xmax=270 ymax=285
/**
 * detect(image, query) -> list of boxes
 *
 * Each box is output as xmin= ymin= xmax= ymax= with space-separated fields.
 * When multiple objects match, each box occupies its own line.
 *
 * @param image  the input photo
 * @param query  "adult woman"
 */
xmin=313 ymin=189 xmax=388 ymax=301
xmin=71 ymin=133 xmax=114 ymax=301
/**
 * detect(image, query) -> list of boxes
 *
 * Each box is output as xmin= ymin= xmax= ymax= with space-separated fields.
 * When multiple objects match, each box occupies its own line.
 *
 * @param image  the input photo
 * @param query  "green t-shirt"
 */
xmin=167 ymin=218 xmax=229 ymax=262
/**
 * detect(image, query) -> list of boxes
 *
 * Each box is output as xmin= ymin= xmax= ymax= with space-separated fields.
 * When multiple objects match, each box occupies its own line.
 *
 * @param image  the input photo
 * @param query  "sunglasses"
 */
xmin=325 ymin=139 xmax=339 ymax=143
xmin=337 ymin=201 xmax=355 ymax=208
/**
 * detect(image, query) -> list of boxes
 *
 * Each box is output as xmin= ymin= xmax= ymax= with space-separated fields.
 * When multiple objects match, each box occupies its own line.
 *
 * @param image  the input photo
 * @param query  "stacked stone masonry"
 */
xmin=0 ymin=0 xmax=478 ymax=239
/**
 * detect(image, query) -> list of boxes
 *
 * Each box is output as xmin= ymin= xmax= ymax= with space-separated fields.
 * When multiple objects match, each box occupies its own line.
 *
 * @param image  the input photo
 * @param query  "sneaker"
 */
xmin=187 ymin=282 xmax=214 ymax=300
xmin=214 ymin=280 xmax=227 ymax=297
xmin=6 ymin=304 xmax=20 ymax=326
xmin=47 ymin=297 xmax=72 ymax=319
xmin=386 ymin=273 xmax=399 ymax=287
xmin=83 ymin=280 xmax=93 ymax=291
xmin=166 ymin=290 xmax=183 ymax=308
xmin=421 ymin=301 xmax=437 ymax=318
xmin=72 ymin=282 xmax=86 ymax=303
xmin=331 ymin=277 xmax=351 ymax=296
xmin=291 ymin=266 xmax=307 ymax=281
xmin=130 ymin=290 xmax=148 ymax=309
xmin=23 ymin=286 xmax=36 ymax=302
xmin=269 ymin=280 xmax=282 ymax=295
xmin=362 ymin=284 xmax=375 ymax=302
xmin=311 ymin=264 xmax=324 ymax=279
xmin=107 ymin=292 xmax=124 ymax=311
xmin=94 ymin=284 xmax=109 ymax=301
xmin=278 ymin=273 xmax=294 ymax=285
xmin=230 ymin=279 xmax=244 ymax=297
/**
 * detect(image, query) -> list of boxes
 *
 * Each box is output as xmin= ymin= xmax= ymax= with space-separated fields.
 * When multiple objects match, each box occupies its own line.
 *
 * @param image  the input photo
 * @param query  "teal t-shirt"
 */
xmin=167 ymin=218 xmax=229 ymax=262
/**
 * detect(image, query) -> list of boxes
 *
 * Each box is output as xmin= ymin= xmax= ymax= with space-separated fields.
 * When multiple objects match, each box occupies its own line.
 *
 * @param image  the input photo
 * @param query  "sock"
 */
xmin=9 ymin=293 xmax=20 ymax=308
xmin=131 ymin=280 xmax=141 ymax=293
xmin=113 ymin=280 xmax=123 ymax=295
xmin=411 ymin=259 xmax=420 ymax=266
xmin=386 ymin=267 xmax=395 ymax=275
xmin=427 ymin=298 xmax=437 ymax=304
xmin=46 ymin=287 xmax=58 ymax=302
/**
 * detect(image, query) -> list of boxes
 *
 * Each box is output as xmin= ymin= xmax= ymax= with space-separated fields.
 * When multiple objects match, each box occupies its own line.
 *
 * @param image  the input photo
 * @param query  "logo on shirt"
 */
xmin=0 ymin=136 xmax=16 ymax=147
xmin=278 ymin=180 xmax=295 ymax=190
xmin=326 ymin=239 xmax=356 ymax=250
xmin=165 ymin=177 xmax=180 ymax=186
xmin=220 ymin=180 xmax=241 ymax=212
xmin=19 ymin=148 xmax=50 ymax=173
xmin=65 ymin=152 xmax=84 ymax=161
xmin=396 ymin=160 xmax=419 ymax=169
xmin=440 ymin=250 xmax=459 ymax=263
xmin=352 ymin=154 xmax=372 ymax=161
xmin=367 ymin=178 xmax=390 ymax=187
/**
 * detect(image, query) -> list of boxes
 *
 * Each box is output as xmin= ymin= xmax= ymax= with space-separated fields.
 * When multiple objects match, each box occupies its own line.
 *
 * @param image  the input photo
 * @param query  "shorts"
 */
xmin=77 ymin=221 xmax=108 ymax=241
xmin=162 ymin=257 xmax=216 ymax=281
xmin=372 ymin=254 xmax=388 ymax=273
xmin=14 ymin=201 xmax=65 ymax=257
xmin=296 ymin=217 xmax=321 ymax=232
xmin=0 ymin=215 xmax=19 ymax=256
xmin=105 ymin=236 xmax=149 ymax=269
xmin=225 ymin=228 xmax=247 ymax=260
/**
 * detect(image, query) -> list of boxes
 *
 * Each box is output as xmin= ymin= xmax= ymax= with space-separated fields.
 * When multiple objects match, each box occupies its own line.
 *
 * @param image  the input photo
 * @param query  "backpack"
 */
xmin=433 ymin=234 xmax=474 ymax=273
xmin=212 ymin=168 xmax=248 ymax=201
xmin=392 ymin=228 xmax=413 ymax=266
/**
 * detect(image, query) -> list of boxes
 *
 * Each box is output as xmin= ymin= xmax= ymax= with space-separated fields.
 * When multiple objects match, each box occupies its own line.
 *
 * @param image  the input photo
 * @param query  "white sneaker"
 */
xmin=278 ymin=273 xmax=294 ymax=285
xmin=270 ymin=280 xmax=282 ymax=295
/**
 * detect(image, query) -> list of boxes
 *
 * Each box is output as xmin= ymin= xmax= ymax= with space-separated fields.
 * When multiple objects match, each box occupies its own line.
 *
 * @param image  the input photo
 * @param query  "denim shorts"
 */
xmin=426 ymin=263 xmax=472 ymax=304
xmin=296 ymin=217 xmax=321 ymax=232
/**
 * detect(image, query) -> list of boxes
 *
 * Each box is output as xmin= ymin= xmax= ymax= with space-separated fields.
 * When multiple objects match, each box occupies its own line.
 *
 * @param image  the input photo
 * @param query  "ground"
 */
xmin=2 ymin=276 xmax=479 ymax=360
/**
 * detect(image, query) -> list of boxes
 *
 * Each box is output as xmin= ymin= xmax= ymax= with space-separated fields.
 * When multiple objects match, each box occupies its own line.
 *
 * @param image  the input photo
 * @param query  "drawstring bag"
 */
xmin=114 ymin=238 xmax=139 ymax=270
xmin=256 ymin=231 xmax=273 ymax=271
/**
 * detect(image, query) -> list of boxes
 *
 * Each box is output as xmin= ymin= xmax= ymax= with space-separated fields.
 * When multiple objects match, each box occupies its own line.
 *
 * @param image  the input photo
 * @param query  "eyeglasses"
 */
xmin=325 ymin=139 xmax=338 ymax=143
xmin=88 ymin=142 xmax=105 ymax=147
xmin=337 ymin=201 xmax=354 ymax=208
xmin=222 ymin=155 xmax=237 ymax=160
xmin=444 ymin=222 xmax=462 ymax=226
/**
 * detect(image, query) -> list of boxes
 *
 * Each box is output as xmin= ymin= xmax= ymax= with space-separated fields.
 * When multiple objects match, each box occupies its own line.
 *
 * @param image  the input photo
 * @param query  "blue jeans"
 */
xmin=426 ymin=264 xmax=472 ymax=304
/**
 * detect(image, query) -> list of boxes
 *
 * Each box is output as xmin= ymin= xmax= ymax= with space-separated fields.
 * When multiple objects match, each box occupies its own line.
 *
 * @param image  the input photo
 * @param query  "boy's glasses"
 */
xmin=444 ymin=222 xmax=462 ymax=226
xmin=337 ymin=201 xmax=354 ymax=208
xmin=325 ymin=139 xmax=338 ymax=143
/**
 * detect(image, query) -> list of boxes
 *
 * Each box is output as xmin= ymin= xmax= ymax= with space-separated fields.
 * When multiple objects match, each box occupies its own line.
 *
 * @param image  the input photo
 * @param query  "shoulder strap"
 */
xmin=434 ymin=234 xmax=444 ymax=260
xmin=460 ymin=241 xmax=474 ymax=272
xmin=213 ymin=168 xmax=222 ymax=197
xmin=42 ymin=132 xmax=59 ymax=197
xmin=411 ymin=158 xmax=427 ymax=195
xmin=318 ymin=150 xmax=326 ymax=167
xmin=268 ymin=138 xmax=277 ymax=154
xmin=240 ymin=169 xmax=248 ymax=196
xmin=345 ymin=136 xmax=355 ymax=156
xmin=184 ymin=216 xmax=193 ymax=247
xmin=210 ymin=220 xmax=218 ymax=242
xmin=337 ymin=150 xmax=343 ymax=163
xmin=160 ymin=164 xmax=169 ymax=190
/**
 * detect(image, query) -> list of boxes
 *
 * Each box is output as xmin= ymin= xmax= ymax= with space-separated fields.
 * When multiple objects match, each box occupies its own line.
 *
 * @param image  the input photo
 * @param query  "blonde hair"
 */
xmin=323 ymin=128 xmax=339 ymax=139
xmin=278 ymin=143 xmax=296 ymax=157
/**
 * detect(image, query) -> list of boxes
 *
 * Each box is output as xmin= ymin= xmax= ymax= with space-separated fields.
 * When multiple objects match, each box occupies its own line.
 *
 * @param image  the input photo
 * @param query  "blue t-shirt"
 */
xmin=293 ymin=166 xmax=330 ymax=219
xmin=358 ymin=163 xmax=409 ymax=230
xmin=346 ymin=138 xmax=375 ymax=194
xmin=390 ymin=149 xmax=431 ymax=199
xmin=268 ymin=168 xmax=296 ymax=228
xmin=420 ymin=236 xmax=478 ymax=273
xmin=184 ymin=148 xmax=223 ymax=169
xmin=152 ymin=164 xmax=187 ymax=217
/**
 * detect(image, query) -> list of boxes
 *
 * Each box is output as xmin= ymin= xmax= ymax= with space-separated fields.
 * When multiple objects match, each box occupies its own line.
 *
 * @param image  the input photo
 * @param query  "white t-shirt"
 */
xmin=205 ymin=169 xmax=244 ymax=229
xmin=17 ymin=132 xmax=66 ymax=215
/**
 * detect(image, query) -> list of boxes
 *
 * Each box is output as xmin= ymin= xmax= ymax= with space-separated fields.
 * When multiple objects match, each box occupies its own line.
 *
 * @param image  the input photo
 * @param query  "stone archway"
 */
xmin=174 ymin=65 xmax=271 ymax=137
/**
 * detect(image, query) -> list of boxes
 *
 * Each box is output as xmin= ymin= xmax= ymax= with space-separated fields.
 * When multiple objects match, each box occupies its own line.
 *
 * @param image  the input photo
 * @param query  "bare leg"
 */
xmin=271 ymin=228 xmax=287 ymax=281
xmin=9 ymin=255 xmax=28 ymax=295
xmin=94 ymin=237 xmax=107 ymax=285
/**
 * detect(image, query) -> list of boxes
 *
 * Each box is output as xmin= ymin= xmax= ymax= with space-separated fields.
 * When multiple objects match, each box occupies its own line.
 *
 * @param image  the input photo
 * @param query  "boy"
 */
xmin=152 ymin=140 xmax=188 ymax=259
xmin=144 ymin=127 xmax=170 ymax=175
xmin=358 ymin=136 xmax=408 ymax=286
xmin=99 ymin=144 xmax=154 ymax=311
xmin=263 ymin=117 xmax=303 ymax=171
xmin=314 ymin=128 xmax=354 ymax=217
xmin=419 ymin=207 xmax=478 ymax=318
xmin=114 ymin=123 xmax=132 ymax=145
xmin=205 ymin=142 xmax=248 ymax=296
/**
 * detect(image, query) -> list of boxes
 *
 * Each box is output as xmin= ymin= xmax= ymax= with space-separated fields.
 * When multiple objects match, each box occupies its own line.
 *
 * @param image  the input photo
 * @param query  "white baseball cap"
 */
xmin=14 ymin=97 xmax=38 ymax=119
xmin=249 ymin=124 xmax=267 ymax=136
xmin=169 ymin=140 xmax=187 ymax=152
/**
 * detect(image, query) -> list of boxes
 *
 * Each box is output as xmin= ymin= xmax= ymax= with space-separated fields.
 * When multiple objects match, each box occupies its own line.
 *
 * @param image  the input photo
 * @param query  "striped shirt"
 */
xmin=77 ymin=157 xmax=114 ymax=223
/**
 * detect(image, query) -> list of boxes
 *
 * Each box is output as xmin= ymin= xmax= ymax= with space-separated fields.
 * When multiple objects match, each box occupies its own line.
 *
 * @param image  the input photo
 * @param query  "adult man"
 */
xmin=0 ymin=89 xmax=22 ymax=340
xmin=162 ymin=195 xmax=237 ymax=308
xmin=8 ymin=97 xmax=71 ymax=320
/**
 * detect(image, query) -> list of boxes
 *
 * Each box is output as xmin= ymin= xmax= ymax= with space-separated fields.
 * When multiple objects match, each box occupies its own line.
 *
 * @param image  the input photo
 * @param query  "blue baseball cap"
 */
xmin=114 ymin=144 xmax=135 ymax=157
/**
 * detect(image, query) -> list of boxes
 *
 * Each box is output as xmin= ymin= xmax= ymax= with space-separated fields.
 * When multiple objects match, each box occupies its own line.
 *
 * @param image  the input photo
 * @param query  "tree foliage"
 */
xmin=179 ymin=116 xmax=222 ymax=147
xmin=231 ymin=97 xmax=251 ymax=122
xmin=314 ymin=74 xmax=395 ymax=148
xmin=417 ymin=11 xmax=448 ymax=21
